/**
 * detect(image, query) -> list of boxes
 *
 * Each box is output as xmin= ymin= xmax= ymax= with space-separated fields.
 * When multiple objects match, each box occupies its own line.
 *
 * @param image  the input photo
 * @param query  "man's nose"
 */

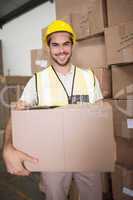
xmin=59 ymin=45 xmax=65 ymax=53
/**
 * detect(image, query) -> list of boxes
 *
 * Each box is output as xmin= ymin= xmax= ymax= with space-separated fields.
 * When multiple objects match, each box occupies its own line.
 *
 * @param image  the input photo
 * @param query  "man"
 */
xmin=3 ymin=20 xmax=103 ymax=200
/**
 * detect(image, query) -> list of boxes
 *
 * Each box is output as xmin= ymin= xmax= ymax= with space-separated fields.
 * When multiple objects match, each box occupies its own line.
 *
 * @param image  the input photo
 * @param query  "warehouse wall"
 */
xmin=1 ymin=2 xmax=56 ymax=76
xmin=0 ymin=30 xmax=2 ymax=38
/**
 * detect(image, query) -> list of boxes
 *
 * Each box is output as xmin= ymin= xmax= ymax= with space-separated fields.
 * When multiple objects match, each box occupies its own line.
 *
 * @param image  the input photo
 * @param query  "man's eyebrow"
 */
xmin=64 ymin=41 xmax=71 ymax=44
xmin=51 ymin=42 xmax=58 ymax=45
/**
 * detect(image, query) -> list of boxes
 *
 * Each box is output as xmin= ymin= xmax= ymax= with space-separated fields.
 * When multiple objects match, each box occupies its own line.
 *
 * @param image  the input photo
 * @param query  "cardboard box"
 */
xmin=31 ymin=49 xmax=50 ymax=74
xmin=12 ymin=102 xmax=115 ymax=172
xmin=112 ymin=164 xmax=133 ymax=200
xmin=56 ymin=0 xmax=93 ymax=18
xmin=107 ymin=0 xmax=133 ymax=26
xmin=5 ymin=76 xmax=30 ymax=85
xmin=113 ymin=100 xmax=133 ymax=139
xmin=105 ymin=22 xmax=133 ymax=65
xmin=116 ymin=137 xmax=133 ymax=168
xmin=112 ymin=65 xmax=133 ymax=100
xmin=72 ymin=35 xmax=107 ymax=68
xmin=93 ymin=67 xmax=112 ymax=98
xmin=56 ymin=0 xmax=107 ymax=38
xmin=71 ymin=0 xmax=107 ymax=40
xmin=6 ymin=76 xmax=31 ymax=104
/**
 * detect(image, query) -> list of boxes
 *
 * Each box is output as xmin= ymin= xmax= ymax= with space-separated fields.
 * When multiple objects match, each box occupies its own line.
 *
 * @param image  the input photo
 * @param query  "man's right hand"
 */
xmin=3 ymin=100 xmax=38 ymax=176
xmin=3 ymin=144 xmax=38 ymax=176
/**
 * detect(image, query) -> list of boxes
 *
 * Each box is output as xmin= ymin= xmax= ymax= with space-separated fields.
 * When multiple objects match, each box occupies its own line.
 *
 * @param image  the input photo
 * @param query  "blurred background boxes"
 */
xmin=111 ymin=65 xmax=133 ymax=100
xmin=71 ymin=36 xmax=107 ymax=68
xmin=71 ymin=0 xmax=107 ymax=40
xmin=107 ymin=0 xmax=133 ymax=26
xmin=111 ymin=64 xmax=133 ymax=200
xmin=0 ymin=76 xmax=30 ymax=130
xmin=111 ymin=164 xmax=133 ymax=200
xmin=113 ymin=99 xmax=133 ymax=139
xmin=56 ymin=0 xmax=107 ymax=40
xmin=105 ymin=21 xmax=133 ymax=65
xmin=116 ymin=137 xmax=133 ymax=168
xmin=93 ymin=67 xmax=111 ymax=99
xmin=5 ymin=76 xmax=31 ymax=104
xmin=31 ymin=49 xmax=50 ymax=74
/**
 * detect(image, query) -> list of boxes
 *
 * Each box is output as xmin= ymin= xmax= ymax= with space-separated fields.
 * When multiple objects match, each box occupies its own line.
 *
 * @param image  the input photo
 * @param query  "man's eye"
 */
xmin=51 ymin=43 xmax=58 ymax=47
xmin=64 ymin=42 xmax=71 ymax=46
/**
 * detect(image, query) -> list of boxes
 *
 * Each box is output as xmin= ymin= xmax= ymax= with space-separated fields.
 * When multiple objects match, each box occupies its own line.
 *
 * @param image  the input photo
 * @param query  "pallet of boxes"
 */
xmin=105 ymin=0 xmax=133 ymax=199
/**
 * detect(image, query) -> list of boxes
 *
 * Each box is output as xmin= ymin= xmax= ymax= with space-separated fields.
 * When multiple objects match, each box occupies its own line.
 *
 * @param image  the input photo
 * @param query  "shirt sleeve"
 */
xmin=20 ymin=75 xmax=37 ymax=105
xmin=94 ymin=76 xmax=103 ymax=102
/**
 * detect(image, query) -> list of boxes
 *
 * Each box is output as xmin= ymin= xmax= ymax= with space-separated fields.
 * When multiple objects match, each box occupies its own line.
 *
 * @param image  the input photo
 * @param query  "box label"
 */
xmin=127 ymin=119 xmax=133 ymax=129
xmin=123 ymin=187 xmax=133 ymax=197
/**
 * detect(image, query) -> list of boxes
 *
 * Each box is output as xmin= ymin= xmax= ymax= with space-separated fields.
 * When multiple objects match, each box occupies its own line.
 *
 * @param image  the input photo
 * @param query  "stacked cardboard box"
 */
xmin=105 ymin=21 xmax=133 ymax=65
xmin=112 ymin=164 xmax=133 ymax=200
xmin=107 ymin=0 xmax=133 ymax=27
xmin=104 ymin=2 xmax=133 ymax=198
xmin=111 ymin=65 xmax=133 ymax=200
xmin=0 ymin=76 xmax=30 ymax=130
xmin=55 ymin=0 xmax=107 ymax=39
xmin=112 ymin=65 xmax=133 ymax=100
xmin=31 ymin=49 xmax=50 ymax=74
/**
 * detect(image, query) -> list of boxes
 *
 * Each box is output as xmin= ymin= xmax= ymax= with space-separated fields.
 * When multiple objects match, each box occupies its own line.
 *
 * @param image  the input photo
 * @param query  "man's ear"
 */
xmin=45 ymin=44 xmax=50 ymax=54
xmin=42 ymin=43 xmax=50 ymax=55
xmin=72 ymin=42 xmax=76 ymax=51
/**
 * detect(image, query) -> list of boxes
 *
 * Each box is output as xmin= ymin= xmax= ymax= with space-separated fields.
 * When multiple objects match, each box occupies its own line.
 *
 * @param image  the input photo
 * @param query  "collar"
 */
xmin=56 ymin=64 xmax=75 ymax=76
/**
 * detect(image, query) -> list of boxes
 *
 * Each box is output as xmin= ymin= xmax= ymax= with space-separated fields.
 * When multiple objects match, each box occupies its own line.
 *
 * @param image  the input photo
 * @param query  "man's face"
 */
xmin=48 ymin=32 xmax=73 ymax=66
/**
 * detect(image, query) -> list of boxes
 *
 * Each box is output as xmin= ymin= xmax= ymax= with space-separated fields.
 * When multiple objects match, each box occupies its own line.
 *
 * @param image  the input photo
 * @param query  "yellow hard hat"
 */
xmin=44 ymin=20 xmax=76 ymax=45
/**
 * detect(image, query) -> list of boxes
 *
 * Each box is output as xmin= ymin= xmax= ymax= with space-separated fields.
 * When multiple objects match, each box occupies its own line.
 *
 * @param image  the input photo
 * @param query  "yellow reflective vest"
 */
xmin=35 ymin=65 xmax=96 ymax=106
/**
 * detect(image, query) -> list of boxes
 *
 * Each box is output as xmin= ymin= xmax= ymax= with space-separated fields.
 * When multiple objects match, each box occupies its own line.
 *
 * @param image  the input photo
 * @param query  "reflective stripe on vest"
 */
xmin=35 ymin=65 xmax=95 ymax=106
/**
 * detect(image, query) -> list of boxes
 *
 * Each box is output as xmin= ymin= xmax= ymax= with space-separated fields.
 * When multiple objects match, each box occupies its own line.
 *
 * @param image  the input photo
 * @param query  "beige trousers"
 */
xmin=41 ymin=172 xmax=102 ymax=200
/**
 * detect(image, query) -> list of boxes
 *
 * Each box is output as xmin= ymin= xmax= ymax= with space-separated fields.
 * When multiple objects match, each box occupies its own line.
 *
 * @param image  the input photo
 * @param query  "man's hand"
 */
xmin=3 ymin=144 xmax=38 ymax=176
xmin=3 ymin=100 xmax=38 ymax=176
xmin=15 ymin=100 xmax=31 ymax=110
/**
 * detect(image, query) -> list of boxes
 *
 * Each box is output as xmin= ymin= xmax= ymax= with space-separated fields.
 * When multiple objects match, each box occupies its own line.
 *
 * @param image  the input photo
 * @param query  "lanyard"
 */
xmin=51 ymin=65 xmax=76 ymax=104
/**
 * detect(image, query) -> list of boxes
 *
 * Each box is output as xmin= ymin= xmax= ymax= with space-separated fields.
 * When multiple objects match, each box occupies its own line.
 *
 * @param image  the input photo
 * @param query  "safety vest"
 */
xmin=35 ymin=65 xmax=96 ymax=106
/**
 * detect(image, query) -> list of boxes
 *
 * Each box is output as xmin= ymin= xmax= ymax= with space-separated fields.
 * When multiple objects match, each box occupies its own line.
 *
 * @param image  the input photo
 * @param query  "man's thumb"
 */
xmin=23 ymin=153 xmax=38 ymax=163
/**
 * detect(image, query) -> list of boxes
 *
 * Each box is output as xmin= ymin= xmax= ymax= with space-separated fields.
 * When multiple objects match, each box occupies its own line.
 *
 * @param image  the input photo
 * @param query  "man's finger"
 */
xmin=22 ymin=152 xmax=38 ymax=163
